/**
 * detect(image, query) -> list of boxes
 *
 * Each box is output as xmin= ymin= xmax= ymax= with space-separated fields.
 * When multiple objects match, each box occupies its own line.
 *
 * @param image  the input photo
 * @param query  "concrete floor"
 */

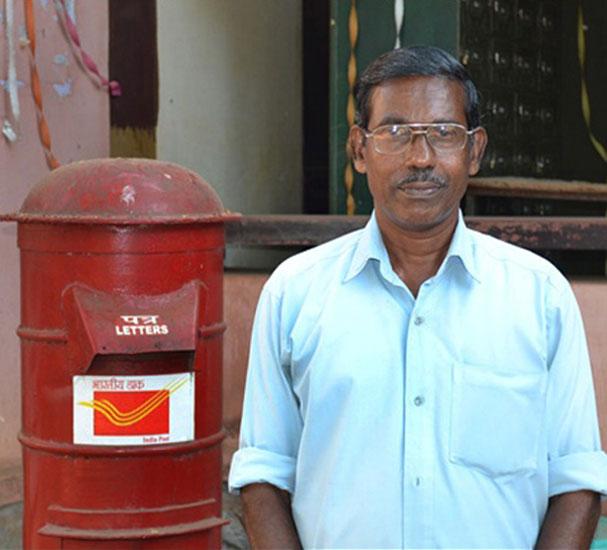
xmin=0 ymin=502 xmax=20 ymax=550
xmin=594 ymin=517 xmax=607 ymax=549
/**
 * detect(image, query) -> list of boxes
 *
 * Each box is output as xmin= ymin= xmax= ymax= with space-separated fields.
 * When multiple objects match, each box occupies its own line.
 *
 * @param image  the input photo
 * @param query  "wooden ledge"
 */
xmin=226 ymin=215 xmax=607 ymax=250
xmin=468 ymin=177 xmax=607 ymax=202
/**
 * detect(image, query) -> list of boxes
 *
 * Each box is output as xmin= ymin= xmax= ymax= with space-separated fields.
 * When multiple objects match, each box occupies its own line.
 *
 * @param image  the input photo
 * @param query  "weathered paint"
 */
xmin=225 ymin=214 xmax=607 ymax=250
xmin=11 ymin=159 xmax=229 ymax=548
xmin=3 ymin=157 xmax=238 ymax=225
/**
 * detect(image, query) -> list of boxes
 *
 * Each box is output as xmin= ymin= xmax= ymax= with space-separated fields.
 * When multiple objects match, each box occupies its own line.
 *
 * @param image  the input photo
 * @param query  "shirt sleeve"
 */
xmin=228 ymin=286 xmax=302 ymax=494
xmin=546 ymin=281 xmax=607 ymax=497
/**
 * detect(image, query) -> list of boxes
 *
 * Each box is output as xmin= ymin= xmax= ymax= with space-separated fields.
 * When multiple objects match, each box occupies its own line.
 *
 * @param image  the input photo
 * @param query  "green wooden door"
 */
xmin=328 ymin=0 xmax=459 ymax=214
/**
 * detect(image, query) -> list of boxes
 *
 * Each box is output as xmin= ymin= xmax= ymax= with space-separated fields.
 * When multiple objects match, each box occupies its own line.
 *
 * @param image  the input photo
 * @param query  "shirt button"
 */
xmin=414 ymin=395 xmax=425 ymax=406
xmin=413 ymin=316 xmax=424 ymax=326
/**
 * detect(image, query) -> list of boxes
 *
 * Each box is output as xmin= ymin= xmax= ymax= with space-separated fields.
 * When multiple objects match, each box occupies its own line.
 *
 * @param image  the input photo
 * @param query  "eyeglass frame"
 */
xmin=361 ymin=122 xmax=481 ymax=155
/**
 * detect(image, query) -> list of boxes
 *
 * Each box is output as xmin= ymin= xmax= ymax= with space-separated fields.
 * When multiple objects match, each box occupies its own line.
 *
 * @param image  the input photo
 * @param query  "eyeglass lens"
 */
xmin=371 ymin=124 xmax=468 ymax=154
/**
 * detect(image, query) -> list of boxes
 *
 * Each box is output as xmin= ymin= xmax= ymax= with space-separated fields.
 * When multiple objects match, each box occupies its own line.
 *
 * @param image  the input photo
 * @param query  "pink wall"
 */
xmin=0 ymin=0 xmax=109 ymax=472
xmin=571 ymin=280 xmax=607 ymax=449
xmin=223 ymin=272 xmax=267 ymax=477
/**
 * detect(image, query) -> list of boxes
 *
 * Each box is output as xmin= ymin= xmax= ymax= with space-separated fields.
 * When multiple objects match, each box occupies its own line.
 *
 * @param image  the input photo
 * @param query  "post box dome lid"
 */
xmin=13 ymin=158 xmax=237 ymax=224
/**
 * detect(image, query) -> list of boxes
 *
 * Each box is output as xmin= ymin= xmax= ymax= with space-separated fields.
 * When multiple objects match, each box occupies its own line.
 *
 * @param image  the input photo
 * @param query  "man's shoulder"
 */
xmin=469 ymin=228 xmax=569 ymax=293
xmin=264 ymin=228 xmax=364 ymax=297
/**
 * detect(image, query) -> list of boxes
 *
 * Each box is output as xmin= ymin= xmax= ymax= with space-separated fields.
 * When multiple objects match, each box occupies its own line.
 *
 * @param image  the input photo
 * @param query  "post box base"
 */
xmin=38 ymin=516 xmax=227 ymax=549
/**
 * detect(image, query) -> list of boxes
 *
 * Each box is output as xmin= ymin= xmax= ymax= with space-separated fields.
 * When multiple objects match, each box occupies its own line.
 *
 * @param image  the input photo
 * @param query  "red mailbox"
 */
xmin=4 ymin=159 xmax=235 ymax=549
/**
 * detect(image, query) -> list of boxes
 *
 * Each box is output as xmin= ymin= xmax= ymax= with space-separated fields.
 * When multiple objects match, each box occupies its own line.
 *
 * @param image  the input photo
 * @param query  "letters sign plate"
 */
xmin=73 ymin=373 xmax=195 ymax=445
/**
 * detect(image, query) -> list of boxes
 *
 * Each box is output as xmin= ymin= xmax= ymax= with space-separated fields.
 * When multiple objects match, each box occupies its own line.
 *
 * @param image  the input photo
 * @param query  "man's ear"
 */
xmin=468 ymin=127 xmax=488 ymax=176
xmin=349 ymin=126 xmax=368 ymax=174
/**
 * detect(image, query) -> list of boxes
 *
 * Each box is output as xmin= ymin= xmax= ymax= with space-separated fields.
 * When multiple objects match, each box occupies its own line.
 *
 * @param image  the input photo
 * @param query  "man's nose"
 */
xmin=404 ymin=132 xmax=434 ymax=167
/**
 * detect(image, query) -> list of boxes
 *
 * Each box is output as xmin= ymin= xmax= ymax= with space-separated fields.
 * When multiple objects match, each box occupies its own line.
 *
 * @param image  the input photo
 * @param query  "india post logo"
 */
xmin=78 ymin=377 xmax=186 ymax=435
xmin=73 ymin=374 xmax=194 ymax=446
xmin=90 ymin=389 xmax=170 ymax=435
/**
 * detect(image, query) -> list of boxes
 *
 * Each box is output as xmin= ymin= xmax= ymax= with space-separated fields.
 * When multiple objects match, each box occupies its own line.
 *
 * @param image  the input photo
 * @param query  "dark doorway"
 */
xmin=302 ymin=0 xmax=330 ymax=214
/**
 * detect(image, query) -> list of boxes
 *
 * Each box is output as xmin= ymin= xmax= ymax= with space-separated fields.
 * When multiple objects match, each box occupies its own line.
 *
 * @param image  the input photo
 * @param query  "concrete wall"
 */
xmin=156 ymin=0 xmax=303 ymax=217
xmin=0 ymin=0 xmax=109 ymax=484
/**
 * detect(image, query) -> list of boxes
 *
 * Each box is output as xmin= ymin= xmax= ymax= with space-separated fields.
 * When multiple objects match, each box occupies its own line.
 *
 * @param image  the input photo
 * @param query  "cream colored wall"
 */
xmin=156 ymin=0 xmax=303 ymax=217
xmin=0 ymin=1 xmax=109 ymax=471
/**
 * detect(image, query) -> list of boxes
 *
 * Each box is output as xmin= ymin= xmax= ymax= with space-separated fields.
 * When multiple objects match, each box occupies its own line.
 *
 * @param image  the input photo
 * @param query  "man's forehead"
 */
xmin=367 ymin=75 xmax=467 ymax=124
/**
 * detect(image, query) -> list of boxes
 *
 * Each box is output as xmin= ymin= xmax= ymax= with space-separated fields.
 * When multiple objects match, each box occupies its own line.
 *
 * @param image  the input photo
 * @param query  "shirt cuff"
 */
xmin=549 ymin=450 xmax=607 ymax=497
xmin=228 ymin=446 xmax=296 ymax=495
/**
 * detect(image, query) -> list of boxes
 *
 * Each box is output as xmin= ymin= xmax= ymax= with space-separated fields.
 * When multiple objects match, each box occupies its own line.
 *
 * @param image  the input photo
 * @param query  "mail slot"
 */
xmin=3 ymin=159 xmax=237 ymax=549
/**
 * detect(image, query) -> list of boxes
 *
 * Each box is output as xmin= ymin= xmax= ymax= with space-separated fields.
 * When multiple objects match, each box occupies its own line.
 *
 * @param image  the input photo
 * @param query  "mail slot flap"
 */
xmin=62 ymin=281 xmax=203 ymax=373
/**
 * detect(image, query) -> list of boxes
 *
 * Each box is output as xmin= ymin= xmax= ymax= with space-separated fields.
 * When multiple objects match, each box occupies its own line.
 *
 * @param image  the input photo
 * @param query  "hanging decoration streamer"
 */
xmin=54 ymin=0 xmax=121 ymax=96
xmin=64 ymin=0 xmax=75 ymax=22
xmin=577 ymin=3 xmax=607 ymax=163
xmin=3 ymin=0 xmax=20 ymax=142
xmin=344 ymin=0 xmax=358 ymax=216
xmin=24 ymin=0 xmax=60 ymax=169
xmin=394 ymin=0 xmax=404 ymax=49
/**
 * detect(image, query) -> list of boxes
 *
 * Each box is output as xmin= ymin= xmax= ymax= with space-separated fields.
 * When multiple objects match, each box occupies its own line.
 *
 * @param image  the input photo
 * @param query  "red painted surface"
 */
xmin=92 ymin=390 xmax=170 ymax=436
xmin=11 ymin=157 xmax=233 ymax=223
xmin=14 ymin=159 xmax=230 ymax=548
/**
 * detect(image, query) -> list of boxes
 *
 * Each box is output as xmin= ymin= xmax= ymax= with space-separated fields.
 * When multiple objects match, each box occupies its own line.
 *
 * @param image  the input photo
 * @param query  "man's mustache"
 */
xmin=397 ymin=169 xmax=448 ymax=188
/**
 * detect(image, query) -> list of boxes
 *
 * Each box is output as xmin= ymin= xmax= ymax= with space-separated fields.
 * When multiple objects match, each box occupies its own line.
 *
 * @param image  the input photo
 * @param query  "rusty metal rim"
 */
xmin=0 ymin=212 xmax=241 ymax=225
xmin=19 ymin=429 xmax=225 ymax=456
xmin=198 ymin=322 xmax=227 ymax=339
xmin=17 ymin=326 xmax=67 ymax=343
xmin=48 ymin=498 xmax=217 ymax=515
xmin=38 ymin=516 xmax=229 ymax=540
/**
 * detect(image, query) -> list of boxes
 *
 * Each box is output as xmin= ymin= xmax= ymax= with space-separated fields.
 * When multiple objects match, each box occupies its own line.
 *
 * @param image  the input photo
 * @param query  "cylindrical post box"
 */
xmin=4 ymin=159 xmax=235 ymax=549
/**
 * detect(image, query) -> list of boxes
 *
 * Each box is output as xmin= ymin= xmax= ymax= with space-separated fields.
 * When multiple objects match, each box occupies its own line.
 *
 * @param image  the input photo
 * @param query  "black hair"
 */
xmin=353 ymin=45 xmax=481 ymax=130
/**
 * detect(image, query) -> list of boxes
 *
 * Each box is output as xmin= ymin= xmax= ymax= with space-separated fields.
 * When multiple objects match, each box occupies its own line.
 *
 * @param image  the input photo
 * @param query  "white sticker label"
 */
xmin=115 ymin=315 xmax=170 ymax=336
xmin=73 ymin=373 xmax=194 ymax=446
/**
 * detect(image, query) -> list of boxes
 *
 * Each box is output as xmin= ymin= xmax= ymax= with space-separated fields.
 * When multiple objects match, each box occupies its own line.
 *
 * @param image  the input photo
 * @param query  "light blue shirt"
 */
xmin=229 ymin=212 xmax=607 ymax=549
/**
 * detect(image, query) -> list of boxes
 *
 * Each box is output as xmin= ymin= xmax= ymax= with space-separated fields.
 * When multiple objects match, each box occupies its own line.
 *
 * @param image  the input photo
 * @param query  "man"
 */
xmin=229 ymin=46 xmax=606 ymax=549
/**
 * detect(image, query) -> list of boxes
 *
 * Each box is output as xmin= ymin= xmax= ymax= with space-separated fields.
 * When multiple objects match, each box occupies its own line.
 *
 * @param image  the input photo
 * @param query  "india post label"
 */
xmin=73 ymin=373 xmax=194 ymax=446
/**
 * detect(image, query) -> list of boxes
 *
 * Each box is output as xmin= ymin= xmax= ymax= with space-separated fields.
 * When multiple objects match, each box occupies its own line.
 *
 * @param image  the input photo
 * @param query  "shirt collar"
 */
xmin=443 ymin=210 xmax=481 ymax=283
xmin=344 ymin=212 xmax=389 ymax=283
xmin=344 ymin=210 xmax=481 ymax=284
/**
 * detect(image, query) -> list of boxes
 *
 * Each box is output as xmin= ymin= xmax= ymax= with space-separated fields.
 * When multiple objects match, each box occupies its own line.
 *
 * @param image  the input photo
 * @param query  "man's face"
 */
xmin=351 ymin=76 xmax=487 ymax=234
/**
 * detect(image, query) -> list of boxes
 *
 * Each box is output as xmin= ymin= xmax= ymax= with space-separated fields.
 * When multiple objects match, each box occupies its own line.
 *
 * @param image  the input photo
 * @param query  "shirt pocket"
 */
xmin=450 ymin=362 xmax=547 ymax=478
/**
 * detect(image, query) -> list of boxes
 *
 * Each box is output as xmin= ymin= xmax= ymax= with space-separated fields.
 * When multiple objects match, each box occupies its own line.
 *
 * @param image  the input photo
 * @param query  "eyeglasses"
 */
xmin=363 ymin=123 xmax=479 ymax=155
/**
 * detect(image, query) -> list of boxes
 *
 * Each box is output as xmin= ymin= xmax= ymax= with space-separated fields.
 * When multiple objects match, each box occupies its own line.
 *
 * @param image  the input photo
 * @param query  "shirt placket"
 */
xmin=403 ymin=285 xmax=435 ymax=548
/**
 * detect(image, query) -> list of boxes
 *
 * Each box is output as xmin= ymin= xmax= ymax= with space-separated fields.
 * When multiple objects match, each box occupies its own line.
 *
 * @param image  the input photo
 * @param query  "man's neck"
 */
xmin=377 ymin=211 xmax=459 ymax=298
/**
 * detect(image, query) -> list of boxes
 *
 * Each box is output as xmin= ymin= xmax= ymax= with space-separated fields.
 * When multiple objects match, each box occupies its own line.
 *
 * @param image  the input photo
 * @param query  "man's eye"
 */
xmin=389 ymin=126 xmax=409 ymax=137
xmin=436 ymin=125 xmax=455 ymax=137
